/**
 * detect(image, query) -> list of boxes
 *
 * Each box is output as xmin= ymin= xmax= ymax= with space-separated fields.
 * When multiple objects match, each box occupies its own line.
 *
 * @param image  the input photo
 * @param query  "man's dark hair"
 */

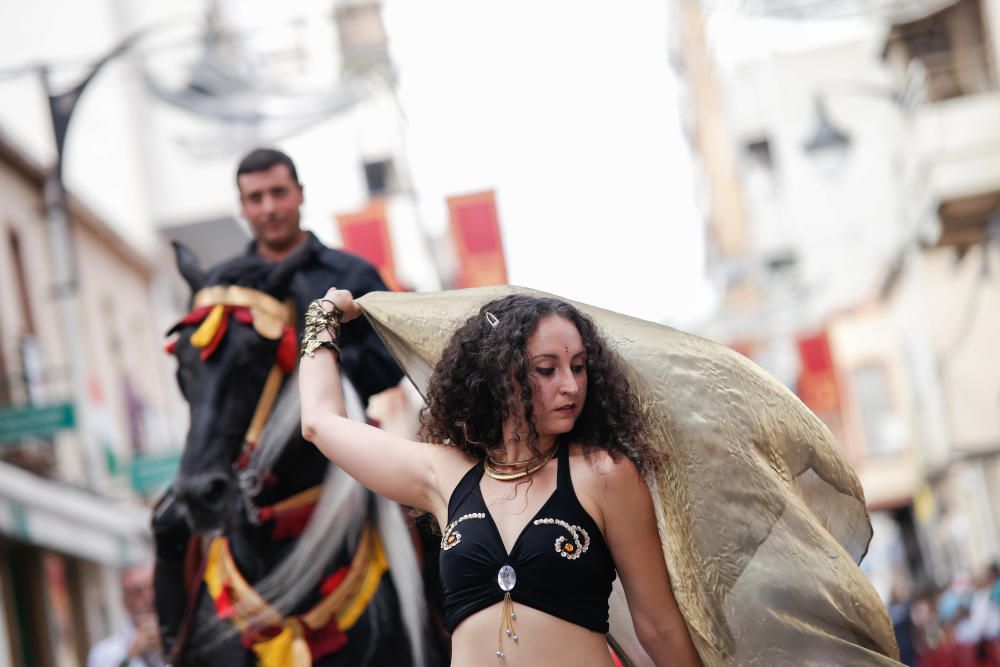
xmin=236 ymin=148 xmax=300 ymax=185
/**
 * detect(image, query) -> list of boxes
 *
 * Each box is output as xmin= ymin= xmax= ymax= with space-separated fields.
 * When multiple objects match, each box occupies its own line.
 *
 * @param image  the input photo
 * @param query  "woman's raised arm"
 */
xmin=299 ymin=288 xmax=451 ymax=517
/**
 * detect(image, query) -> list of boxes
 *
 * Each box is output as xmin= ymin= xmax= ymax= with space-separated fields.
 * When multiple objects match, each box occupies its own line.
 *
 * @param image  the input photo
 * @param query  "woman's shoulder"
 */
xmin=420 ymin=444 xmax=481 ymax=525
xmin=568 ymin=443 xmax=644 ymax=494
xmin=567 ymin=443 xmax=650 ymax=535
xmin=430 ymin=443 xmax=481 ymax=485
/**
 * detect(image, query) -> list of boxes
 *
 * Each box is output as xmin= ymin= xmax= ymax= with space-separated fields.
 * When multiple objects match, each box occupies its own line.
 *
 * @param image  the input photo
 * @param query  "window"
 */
xmin=363 ymin=158 xmax=397 ymax=197
xmin=765 ymin=250 xmax=798 ymax=275
xmin=335 ymin=3 xmax=390 ymax=70
xmin=935 ymin=191 xmax=1000 ymax=248
xmin=852 ymin=364 xmax=906 ymax=456
xmin=742 ymin=136 xmax=779 ymax=193
xmin=885 ymin=0 xmax=996 ymax=101
xmin=7 ymin=229 xmax=35 ymax=335
xmin=744 ymin=138 xmax=773 ymax=172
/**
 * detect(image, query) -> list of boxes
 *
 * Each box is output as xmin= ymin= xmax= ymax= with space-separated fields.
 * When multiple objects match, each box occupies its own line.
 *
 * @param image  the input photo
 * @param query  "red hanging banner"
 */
xmin=796 ymin=331 xmax=845 ymax=443
xmin=336 ymin=199 xmax=400 ymax=291
xmin=447 ymin=190 xmax=508 ymax=288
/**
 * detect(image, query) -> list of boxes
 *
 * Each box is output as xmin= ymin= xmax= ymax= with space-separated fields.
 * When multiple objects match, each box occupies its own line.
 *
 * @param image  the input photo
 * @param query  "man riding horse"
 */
xmin=155 ymin=149 xmax=433 ymax=664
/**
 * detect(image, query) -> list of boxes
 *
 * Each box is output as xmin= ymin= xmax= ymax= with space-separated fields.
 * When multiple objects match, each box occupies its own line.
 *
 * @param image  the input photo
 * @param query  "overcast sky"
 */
xmin=0 ymin=0 xmax=716 ymax=326
xmin=384 ymin=1 xmax=714 ymax=325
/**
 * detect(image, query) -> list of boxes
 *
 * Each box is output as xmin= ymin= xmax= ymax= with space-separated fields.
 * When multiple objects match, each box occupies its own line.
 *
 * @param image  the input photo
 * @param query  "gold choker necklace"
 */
xmin=483 ymin=446 xmax=557 ymax=481
xmin=487 ymin=454 xmax=535 ymax=467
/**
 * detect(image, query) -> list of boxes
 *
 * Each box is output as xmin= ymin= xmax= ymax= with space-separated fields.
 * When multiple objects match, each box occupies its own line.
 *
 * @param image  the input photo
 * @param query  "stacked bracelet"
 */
xmin=300 ymin=299 xmax=343 ymax=359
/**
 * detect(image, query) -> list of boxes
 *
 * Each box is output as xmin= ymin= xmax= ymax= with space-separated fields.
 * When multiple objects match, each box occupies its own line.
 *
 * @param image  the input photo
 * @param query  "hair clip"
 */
xmin=485 ymin=311 xmax=500 ymax=328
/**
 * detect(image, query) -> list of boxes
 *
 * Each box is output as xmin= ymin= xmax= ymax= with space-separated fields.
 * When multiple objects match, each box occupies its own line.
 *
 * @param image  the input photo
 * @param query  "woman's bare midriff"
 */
xmin=449 ymin=599 xmax=616 ymax=667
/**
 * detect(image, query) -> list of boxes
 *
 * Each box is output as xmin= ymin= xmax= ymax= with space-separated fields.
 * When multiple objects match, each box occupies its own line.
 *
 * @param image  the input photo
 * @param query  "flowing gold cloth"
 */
xmin=357 ymin=286 xmax=900 ymax=666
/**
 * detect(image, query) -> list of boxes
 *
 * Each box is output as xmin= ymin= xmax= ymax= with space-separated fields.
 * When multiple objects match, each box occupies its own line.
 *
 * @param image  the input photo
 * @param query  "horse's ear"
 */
xmin=264 ymin=239 xmax=312 ymax=297
xmin=173 ymin=241 xmax=207 ymax=294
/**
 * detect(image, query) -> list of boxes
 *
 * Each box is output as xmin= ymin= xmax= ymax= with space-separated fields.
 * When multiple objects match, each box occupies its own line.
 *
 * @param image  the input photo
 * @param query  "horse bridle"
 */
xmin=172 ymin=284 xmax=299 ymax=524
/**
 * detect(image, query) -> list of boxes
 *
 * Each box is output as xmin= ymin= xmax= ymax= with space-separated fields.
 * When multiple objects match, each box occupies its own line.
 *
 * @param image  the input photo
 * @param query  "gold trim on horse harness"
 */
xmin=193 ymin=285 xmax=294 ymax=341
xmin=190 ymin=285 xmax=297 ymax=518
xmin=203 ymin=521 xmax=390 ymax=666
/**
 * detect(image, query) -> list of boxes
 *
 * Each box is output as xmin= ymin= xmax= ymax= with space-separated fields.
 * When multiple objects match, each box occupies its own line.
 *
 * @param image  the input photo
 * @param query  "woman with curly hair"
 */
xmin=300 ymin=290 xmax=702 ymax=667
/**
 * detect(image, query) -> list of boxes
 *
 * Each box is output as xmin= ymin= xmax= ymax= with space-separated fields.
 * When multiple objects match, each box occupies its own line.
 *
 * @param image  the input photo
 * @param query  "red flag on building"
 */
xmin=796 ymin=331 xmax=844 ymax=442
xmin=336 ymin=199 xmax=400 ymax=291
xmin=447 ymin=190 xmax=508 ymax=287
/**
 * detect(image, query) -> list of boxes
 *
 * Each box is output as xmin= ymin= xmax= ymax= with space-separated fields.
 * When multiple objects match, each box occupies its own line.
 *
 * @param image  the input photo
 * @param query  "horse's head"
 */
xmin=168 ymin=242 xmax=308 ymax=532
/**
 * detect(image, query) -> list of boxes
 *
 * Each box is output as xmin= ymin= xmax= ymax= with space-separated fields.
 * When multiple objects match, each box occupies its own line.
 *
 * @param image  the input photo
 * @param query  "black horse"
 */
xmin=155 ymin=243 xmax=443 ymax=666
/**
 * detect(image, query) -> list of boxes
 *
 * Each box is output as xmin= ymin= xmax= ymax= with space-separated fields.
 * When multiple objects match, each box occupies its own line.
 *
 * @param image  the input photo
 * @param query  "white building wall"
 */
xmin=0 ymin=0 xmax=165 ymax=253
xmin=701 ymin=0 xmax=1000 ymax=585
xmin=0 ymin=150 xmax=186 ymax=487
xmin=887 ymin=256 xmax=955 ymax=472
xmin=704 ymin=12 xmax=954 ymax=516
xmin=918 ymin=244 xmax=1000 ymax=452
xmin=916 ymin=92 xmax=1000 ymax=201
xmin=708 ymin=17 xmax=925 ymax=338
xmin=826 ymin=255 xmax=954 ymax=482
xmin=829 ymin=304 xmax=922 ymax=500
xmin=74 ymin=218 xmax=189 ymax=465
xmin=0 ymin=163 xmax=49 ymax=370
xmin=984 ymin=0 xmax=1000 ymax=85
xmin=0 ymin=117 xmax=162 ymax=667
xmin=0 ymin=160 xmax=92 ymax=483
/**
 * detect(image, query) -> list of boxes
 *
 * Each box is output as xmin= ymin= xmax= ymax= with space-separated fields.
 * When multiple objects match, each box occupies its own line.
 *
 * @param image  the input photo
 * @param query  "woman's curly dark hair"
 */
xmin=418 ymin=294 xmax=655 ymax=475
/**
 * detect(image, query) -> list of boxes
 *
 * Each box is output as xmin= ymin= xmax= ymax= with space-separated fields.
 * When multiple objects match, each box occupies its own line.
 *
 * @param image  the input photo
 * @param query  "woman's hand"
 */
xmin=322 ymin=287 xmax=361 ymax=324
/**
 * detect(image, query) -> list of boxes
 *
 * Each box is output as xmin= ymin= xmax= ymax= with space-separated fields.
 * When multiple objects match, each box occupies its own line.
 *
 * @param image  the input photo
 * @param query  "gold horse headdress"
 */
xmin=357 ymin=286 xmax=900 ymax=667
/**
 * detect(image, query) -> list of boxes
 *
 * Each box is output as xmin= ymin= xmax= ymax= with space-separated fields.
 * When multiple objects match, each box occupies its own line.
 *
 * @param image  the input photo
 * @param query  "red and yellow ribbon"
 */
xmin=203 ymin=522 xmax=389 ymax=666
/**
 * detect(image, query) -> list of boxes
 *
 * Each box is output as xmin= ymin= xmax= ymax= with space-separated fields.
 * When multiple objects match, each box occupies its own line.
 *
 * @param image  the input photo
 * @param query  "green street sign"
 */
xmin=128 ymin=451 xmax=182 ymax=495
xmin=0 ymin=402 xmax=76 ymax=444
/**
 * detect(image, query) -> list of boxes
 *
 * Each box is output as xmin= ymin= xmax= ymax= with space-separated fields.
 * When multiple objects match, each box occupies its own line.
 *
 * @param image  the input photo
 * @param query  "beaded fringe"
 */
xmin=495 ymin=593 xmax=518 ymax=659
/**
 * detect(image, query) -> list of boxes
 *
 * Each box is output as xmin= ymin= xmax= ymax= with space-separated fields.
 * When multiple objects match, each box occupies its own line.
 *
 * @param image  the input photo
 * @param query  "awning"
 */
xmin=0 ymin=461 xmax=151 ymax=566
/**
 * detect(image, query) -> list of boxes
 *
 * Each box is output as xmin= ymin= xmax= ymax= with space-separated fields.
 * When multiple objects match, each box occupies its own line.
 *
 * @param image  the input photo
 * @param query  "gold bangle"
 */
xmin=302 ymin=339 xmax=340 ymax=359
xmin=301 ymin=299 xmax=343 ymax=359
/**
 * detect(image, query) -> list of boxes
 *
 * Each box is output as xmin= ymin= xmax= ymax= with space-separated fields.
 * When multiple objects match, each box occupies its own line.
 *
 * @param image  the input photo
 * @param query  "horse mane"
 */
xmin=225 ymin=372 xmax=429 ymax=667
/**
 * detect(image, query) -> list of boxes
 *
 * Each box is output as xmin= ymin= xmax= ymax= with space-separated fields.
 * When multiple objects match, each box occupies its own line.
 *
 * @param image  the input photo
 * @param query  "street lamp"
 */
xmin=39 ymin=25 xmax=163 ymax=489
xmin=37 ymin=16 xmax=367 ymax=488
xmin=802 ymin=59 xmax=927 ymax=177
xmin=33 ymin=12 xmax=420 ymax=489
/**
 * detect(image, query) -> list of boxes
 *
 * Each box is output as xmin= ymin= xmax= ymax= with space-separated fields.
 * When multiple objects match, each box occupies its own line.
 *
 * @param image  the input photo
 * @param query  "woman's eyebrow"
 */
xmin=530 ymin=351 xmax=587 ymax=360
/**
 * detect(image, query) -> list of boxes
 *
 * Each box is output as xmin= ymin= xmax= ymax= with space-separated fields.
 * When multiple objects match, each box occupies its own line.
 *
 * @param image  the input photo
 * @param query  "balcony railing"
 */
xmin=916 ymin=48 xmax=997 ymax=101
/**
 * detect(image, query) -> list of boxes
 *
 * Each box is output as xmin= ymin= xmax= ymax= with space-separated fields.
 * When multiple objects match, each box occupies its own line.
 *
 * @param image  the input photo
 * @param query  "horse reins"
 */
xmin=171 ymin=285 xmax=300 ymax=521
xmin=165 ymin=534 xmax=213 ymax=667
xmin=165 ymin=285 xmax=299 ymax=665
xmin=235 ymin=363 xmax=286 ymax=524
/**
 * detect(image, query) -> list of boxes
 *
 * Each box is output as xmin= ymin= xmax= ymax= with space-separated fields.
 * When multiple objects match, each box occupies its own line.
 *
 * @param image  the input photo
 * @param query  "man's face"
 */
xmin=121 ymin=564 xmax=155 ymax=620
xmin=237 ymin=163 xmax=304 ymax=252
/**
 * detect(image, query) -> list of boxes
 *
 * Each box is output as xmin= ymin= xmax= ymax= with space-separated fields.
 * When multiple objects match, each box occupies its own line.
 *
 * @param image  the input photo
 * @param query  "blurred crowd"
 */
xmin=894 ymin=565 xmax=1000 ymax=666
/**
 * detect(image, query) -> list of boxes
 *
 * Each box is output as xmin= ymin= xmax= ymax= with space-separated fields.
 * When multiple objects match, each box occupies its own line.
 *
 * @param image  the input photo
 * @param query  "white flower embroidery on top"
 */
xmin=440 ymin=512 xmax=486 ymax=550
xmin=532 ymin=518 xmax=590 ymax=560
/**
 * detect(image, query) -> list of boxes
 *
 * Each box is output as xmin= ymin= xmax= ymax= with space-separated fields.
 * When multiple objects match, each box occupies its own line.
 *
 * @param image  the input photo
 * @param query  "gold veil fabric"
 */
xmin=357 ymin=286 xmax=900 ymax=666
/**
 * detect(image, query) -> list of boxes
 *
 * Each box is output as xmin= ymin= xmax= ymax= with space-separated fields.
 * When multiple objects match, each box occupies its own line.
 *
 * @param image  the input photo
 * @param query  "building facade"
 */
xmin=880 ymin=0 xmax=1000 ymax=581
xmin=0 ymin=2 xmax=444 ymax=663
xmin=681 ymin=0 xmax=1000 ymax=597
xmin=0 ymin=132 xmax=174 ymax=666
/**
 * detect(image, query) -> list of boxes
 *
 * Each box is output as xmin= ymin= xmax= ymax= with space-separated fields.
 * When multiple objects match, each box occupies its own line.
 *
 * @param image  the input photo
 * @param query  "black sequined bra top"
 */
xmin=439 ymin=444 xmax=617 ymax=636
